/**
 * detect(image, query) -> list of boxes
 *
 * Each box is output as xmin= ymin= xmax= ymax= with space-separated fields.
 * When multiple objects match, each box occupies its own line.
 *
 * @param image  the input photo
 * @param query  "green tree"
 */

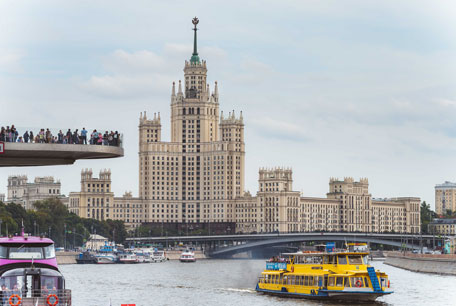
xmin=420 ymin=201 xmax=437 ymax=233
xmin=0 ymin=198 xmax=128 ymax=248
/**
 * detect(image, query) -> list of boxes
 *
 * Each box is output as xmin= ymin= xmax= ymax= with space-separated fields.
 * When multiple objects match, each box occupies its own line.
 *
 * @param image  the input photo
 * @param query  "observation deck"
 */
xmin=0 ymin=142 xmax=124 ymax=167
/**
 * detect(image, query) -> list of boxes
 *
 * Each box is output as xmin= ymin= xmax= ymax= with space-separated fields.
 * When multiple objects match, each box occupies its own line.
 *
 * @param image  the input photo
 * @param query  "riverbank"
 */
xmin=57 ymin=250 xmax=207 ymax=264
xmin=385 ymin=252 xmax=456 ymax=275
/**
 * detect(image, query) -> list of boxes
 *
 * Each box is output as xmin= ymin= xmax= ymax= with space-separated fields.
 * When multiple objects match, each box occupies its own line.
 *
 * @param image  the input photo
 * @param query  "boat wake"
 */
xmin=219 ymin=288 xmax=256 ymax=294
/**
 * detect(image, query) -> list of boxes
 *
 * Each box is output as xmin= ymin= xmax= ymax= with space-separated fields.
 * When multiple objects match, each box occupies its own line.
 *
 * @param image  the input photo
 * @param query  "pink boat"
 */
xmin=0 ymin=230 xmax=72 ymax=305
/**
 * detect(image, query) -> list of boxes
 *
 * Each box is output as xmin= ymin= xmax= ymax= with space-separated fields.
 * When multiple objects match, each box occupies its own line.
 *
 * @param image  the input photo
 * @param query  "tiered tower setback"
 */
xmin=138 ymin=18 xmax=245 ymax=225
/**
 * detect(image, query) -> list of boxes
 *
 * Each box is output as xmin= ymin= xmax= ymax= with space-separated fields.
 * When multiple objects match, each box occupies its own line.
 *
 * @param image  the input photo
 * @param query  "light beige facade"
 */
xmin=372 ymin=198 xmax=420 ymax=233
xmin=7 ymin=175 xmax=65 ymax=210
xmin=138 ymin=24 xmax=244 ymax=225
xmin=235 ymin=169 xmax=421 ymax=234
xmin=428 ymin=219 xmax=456 ymax=235
xmin=435 ymin=181 xmax=456 ymax=215
xmin=69 ymin=169 xmax=144 ymax=230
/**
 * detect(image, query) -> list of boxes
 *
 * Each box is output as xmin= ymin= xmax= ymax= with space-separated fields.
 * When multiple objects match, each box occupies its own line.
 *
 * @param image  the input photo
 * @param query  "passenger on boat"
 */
xmin=10 ymin=283 xmax=21 ymax=301
xmin=41 ymin=285 xmax=49 ymax=297
xmin=0 ymin=285 xmax=6 ymax=306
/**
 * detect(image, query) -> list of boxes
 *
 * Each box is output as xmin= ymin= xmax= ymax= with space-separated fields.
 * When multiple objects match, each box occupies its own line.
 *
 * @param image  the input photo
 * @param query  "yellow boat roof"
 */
xmin=282 ymin=251 xmax=369 ymax=256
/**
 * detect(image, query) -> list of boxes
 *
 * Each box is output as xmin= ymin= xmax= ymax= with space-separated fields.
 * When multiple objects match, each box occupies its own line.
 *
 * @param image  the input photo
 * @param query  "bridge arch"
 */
xmin=209 ymin=235 xmax=418 ymax=258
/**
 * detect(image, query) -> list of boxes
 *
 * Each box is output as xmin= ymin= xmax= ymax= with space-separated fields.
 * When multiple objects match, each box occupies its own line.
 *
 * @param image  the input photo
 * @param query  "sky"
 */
xmin=1 ymin=0 xmax=456 ymax=210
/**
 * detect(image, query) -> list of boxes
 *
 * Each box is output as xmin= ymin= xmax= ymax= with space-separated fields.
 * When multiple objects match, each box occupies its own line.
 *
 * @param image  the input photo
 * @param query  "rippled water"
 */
xmin=60 ymin=260 xmax=456 ymax=306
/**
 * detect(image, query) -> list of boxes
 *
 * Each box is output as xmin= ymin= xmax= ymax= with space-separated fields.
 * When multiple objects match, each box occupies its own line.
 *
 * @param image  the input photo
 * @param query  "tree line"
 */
xmin=0 ymin=198 xmax=128 ymax=248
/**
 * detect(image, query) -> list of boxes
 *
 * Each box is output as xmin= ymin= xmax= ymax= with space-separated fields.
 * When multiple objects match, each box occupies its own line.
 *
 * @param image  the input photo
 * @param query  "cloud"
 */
xmin=0 ymin=49 xmax=24 ymax=73
xmin=251 ymin=116 xmax=310 ymax=142
xmin=434 ymin=98 xmax=456 ymax=108
xmin=80 ymin=45 xmax=228 ymax=98
xmin=103 ymin=49 xmax=166 ymax=74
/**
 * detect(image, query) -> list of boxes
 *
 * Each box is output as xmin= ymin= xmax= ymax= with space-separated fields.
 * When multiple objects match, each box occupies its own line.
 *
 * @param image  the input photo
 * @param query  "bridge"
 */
xmin=127 ymin=232 xmax=437 ymax=258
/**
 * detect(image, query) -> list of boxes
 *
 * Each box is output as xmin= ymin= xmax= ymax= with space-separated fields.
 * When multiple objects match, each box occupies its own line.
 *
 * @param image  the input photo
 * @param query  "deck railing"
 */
xmin=0 ymin=126 xmax=123 ymax=148
xmin=2 ymin=289 xmax=71 ymax=306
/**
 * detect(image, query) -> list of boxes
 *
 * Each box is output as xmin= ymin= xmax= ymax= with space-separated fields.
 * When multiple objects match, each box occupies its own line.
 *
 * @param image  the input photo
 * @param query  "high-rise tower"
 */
xmin=139 ymin=18 xmax=245 ymax=225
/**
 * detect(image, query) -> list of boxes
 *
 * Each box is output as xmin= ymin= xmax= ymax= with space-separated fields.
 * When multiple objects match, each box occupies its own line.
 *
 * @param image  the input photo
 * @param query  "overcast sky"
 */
xmin=1 ymin=1 xmax=456 ymax=210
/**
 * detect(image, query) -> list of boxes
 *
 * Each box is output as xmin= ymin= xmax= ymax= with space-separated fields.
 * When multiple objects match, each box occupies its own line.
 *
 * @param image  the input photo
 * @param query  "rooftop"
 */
xmin=430 ymin=218 xmax=456 ymax=225
xmin=435 ymin=181 xmax=456 ymax=189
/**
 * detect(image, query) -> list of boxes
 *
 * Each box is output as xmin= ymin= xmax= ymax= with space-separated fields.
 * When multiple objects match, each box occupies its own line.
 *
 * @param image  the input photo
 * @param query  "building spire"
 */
xmin=190 ymin=17 xmax=200 ymax=64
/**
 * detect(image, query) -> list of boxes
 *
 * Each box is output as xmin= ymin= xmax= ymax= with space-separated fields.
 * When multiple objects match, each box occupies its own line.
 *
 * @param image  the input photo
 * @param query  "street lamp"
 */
xmin=34 ymin=221 xmax=36 ymax=236
xmin=0 ymin=219 xmax=3 ymax=237
xmin=64 ymin=223 xmax=67 ymax=250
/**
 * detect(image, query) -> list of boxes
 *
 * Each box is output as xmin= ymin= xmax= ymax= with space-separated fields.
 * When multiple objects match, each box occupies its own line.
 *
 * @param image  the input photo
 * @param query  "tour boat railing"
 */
xmin=3 ymin=289 xmax=71 ymax=306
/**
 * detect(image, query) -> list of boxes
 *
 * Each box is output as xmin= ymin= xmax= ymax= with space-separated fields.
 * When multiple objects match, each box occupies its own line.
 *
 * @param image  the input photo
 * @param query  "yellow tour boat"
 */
xmin=255 ymin=247 xmax=392 ymax=301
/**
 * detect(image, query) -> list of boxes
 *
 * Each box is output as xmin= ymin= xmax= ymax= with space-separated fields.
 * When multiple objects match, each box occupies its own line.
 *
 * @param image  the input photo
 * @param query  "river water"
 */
xmin=60 ymin=260 xmax=456 ymax=306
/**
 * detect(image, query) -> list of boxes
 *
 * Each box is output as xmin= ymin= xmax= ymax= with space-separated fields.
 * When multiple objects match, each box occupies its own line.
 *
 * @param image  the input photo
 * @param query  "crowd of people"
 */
xmin=0 ymin=283 xmax=60 ymax=304
xmin=0 ymin=125 xmax=121 ymax=147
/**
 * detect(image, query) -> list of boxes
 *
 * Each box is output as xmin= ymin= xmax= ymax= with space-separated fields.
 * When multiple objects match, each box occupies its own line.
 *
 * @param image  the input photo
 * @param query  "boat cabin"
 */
xmin=0 ymin=267 xmax=71 ymax=304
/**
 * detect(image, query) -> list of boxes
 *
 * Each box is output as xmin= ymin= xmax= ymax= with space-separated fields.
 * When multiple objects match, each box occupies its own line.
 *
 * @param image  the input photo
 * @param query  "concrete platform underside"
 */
xmin=0 ymin=143 xmax=124 ymax=167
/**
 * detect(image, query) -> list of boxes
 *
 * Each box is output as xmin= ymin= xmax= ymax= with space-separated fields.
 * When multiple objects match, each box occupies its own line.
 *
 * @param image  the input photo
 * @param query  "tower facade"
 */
xmin=327 ymin=177 xmax=371 ymax=232
xmin=139 ymin=18 xmax=245 ymax=225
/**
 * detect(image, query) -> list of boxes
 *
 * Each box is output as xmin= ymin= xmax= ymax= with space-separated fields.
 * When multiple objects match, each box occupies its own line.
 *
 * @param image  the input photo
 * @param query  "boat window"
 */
xmin=323 ymin=256 xmax=329 ymax=264
xmin=380 ymin=277 xmax=387 ymax=288
xmin=344 ymin=277 xmax=350 ymax=287
xmin=350 ymin=277 xmax=364 ymax=287
xmin=9 ymin=246 xmax=43 ymax=259
xmin=0 ymin=246 xmax=7 ymax=259
xmin=336 ymin=277 xmax=343 ymax=287
xmin=364 ymin=277 xmax=369 ymax=287
xmin=330 ymin=256 xmax=336 ymax=264
xmin=348 ymin=256 xmax=363 ymax=265
xmin=282 ymin=276 xmax=288 ymax=285
xmin=44 ymin=245 xmax=56 ymax=259
xmin=41 ymin=275 xmax=60 ymax=290
xmin=362 ymin=255 xmax=369 ymax=265
xmin=279 ymin=275 xmax=283 ymax=285
xmin=0 ymin=275 xmax=23 ymax=291
xmin=314 ymin=276 xmax=320 ymax=287
xmin=337 ymin=255 xmax=347 ymax=265
xmin=328 ymin=277 xmax=335 ymax=287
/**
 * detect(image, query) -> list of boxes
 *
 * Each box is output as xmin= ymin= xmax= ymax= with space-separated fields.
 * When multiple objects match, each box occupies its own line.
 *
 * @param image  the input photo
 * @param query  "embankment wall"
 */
xmin=385 ymin=253 xmax=456 ymax=275
xmin=56 ymin=251 xmax=78 ymax=265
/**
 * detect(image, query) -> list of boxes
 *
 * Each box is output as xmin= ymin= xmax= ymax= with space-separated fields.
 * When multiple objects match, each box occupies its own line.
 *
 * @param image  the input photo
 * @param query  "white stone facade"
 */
xmin=7 ymin=175 xmax=64 ymax=210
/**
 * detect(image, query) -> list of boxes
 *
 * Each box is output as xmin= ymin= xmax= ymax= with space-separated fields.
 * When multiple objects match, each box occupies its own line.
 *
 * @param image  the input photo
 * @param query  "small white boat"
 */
xmin=95 ymin=253 xmax=117 ymax=264
xmin=179 ymin=249 xmax=196 ymax=262
xmin=152 ymin=250 xmax=167 ymax=263
xmin=136 ymin=252 xmax=146 ymax=263
xmin=119 ymin=253 xmax=138 ymax=264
